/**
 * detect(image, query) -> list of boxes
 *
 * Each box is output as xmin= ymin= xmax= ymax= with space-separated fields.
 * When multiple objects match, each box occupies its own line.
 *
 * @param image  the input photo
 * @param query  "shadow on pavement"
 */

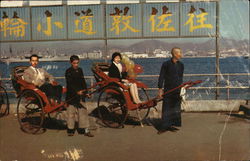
xmin=42 ymin=117 xmax=67 ymax=130
xmin=89 ymin=107 xmax=158 ymax=128
xmin=226 ymin=113 xmax=250 ymax=120
xmin=145 ymin=118 xmax=162 ymax=131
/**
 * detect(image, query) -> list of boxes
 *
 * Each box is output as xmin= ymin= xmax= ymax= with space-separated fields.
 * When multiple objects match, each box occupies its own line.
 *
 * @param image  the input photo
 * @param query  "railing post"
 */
xmin=227 ymin=74 xmax=230 ymax=100
xmin=90 ymin=77 xmax=94 ymax=101
xmin=215 ymin=1 xmax=220 ymax=100
xmin=102 ymin=0 xmax=108 ymax=62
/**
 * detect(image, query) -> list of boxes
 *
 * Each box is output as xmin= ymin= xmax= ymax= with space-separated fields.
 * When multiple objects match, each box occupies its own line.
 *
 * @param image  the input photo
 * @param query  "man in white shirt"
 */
xmin=23 ymin=54 xmax=62 ymax=104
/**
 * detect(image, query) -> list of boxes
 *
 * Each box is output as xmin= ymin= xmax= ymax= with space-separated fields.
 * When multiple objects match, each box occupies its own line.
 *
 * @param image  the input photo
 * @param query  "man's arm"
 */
xmin=23 ymin=67 xmax=34 ymax=84
xmin=180 ymin=62 xmax=184 ymax=83
xmin=158 ymin=62 xmax=167 ymax=98
xmin=65 ymin=69 xmax=81 ymax=94
xmin=158 ymin=62 xmax=167 ymax=89
xmin=80 ymin=68 xmax=88 ymax=96
xmin=43 ymin=69 xmax=55 ymax=84
xmin=80 ymin=68 xmax=87 ymax=89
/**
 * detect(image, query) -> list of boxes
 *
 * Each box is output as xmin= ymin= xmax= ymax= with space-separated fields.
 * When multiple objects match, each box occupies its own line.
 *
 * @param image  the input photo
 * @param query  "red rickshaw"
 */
xmin=12 ymin=64 xmax=201 ymax=134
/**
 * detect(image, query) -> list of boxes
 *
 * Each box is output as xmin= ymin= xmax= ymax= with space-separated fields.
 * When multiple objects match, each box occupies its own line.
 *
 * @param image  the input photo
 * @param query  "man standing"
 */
xmin=65 ymin=55 xmax=94 ymax=137
xmin=157 ymin=47 xmax=184 ymax=134
xmin=23 ymin=54 xmax=62 ymax=104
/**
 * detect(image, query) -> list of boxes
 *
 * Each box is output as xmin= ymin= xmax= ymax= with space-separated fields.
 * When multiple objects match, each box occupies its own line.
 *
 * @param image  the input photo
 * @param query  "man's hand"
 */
xmin=158 ymin=88 xmax=163 ymax=98
xmin=86 ymin=94 xmax=91 ymax=98
xmin=122 ymin=79 xmax=129 ymax=83
xmin=51 ymin=81 xmax=58 ymax=86
xmin=77 ymin=90 xmax=84 ymax=95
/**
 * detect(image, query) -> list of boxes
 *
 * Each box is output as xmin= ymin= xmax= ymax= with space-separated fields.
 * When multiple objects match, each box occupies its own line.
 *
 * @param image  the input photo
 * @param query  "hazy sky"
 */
xmin=220 ymin=0 xmax=249 ymax=40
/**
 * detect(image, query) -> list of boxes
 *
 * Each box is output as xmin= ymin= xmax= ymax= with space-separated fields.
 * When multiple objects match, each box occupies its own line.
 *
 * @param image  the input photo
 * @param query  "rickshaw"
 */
xmin=12 ymin=64 xmax=201 ymax=134
xmin=12 ymin=66 xmax=66 ymax=134
xmin=91 ymin=63 xmax=201 ymax=128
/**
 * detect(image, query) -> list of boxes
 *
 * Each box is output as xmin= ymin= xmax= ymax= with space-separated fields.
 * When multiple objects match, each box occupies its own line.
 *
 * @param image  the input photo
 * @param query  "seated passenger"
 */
xmin=108 ymin=52 xmax=142 ymax=104
xmin=23 ymin=54 xmax=62 ymax=104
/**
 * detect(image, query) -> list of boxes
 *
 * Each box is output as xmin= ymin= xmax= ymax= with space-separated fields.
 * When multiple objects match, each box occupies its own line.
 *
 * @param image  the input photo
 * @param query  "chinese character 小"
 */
xmin=37 ymin=10 xmax=64 ymax=36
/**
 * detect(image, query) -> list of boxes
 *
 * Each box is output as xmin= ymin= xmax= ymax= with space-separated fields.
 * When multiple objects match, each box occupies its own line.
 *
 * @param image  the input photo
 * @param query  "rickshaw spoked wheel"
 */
xmin=17 ymin=89 xmax=45 ymax=134
xmin=125 ymin=88 xmax=150 ymax=124
xmin=136 ymin=88 xmax=150 ymax=121
xmin=0 ymin=85 xmax=9 ymax=117
xmin=98 ymin=86 xmax=128 ymax=128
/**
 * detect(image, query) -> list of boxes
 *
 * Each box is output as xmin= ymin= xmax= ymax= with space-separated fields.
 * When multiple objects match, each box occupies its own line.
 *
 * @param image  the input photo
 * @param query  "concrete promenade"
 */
xmin=0 ymin=106 xmax=249 ymax=161
xmin=6 ymin=100 xmax=248 ymax=114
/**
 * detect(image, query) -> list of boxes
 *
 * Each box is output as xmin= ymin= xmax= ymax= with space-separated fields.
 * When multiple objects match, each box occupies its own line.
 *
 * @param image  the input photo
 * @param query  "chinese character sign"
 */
xmin=181 ymin=2 xmax=216 ymax=36
xmin=0 ymin=8 xmax=31 ymax=41
xmin=0 ymin=2 xmax=217 ymax=42
xmin=106 ymin=4 xmax=142 ymax=38
xmin=144 ymin=3 xmax=179 ymax=37
xmin=31 ymin=6 xmax=67 ymax=40
xmin=67 ymin=5 xmax=104 ymax=39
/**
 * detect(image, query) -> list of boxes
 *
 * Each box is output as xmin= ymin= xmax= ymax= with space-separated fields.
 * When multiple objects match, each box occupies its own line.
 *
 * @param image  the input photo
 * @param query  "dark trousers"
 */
xmin=161 ymin=95 xmax=182 ymax=128
xmin=39 ymin=83 xmax=62 ymax=101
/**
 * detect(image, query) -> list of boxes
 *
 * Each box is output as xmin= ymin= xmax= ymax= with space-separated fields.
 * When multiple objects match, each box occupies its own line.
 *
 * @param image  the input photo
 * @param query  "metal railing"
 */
xmin=1 ymin=73 xmax=249 ymax=100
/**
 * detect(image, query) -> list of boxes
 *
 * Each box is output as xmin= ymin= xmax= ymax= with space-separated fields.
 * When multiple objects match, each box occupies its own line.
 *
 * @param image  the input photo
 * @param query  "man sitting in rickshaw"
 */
xmin=23 ymin=54 xmax=62 ymax=105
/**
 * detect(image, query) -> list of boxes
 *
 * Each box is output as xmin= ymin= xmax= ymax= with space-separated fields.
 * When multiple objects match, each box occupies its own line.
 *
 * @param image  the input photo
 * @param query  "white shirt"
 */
xmin=30 ymin=66 xmax=45 ymax=84
xmin=113 ymin=61 xmax=122 ymax=77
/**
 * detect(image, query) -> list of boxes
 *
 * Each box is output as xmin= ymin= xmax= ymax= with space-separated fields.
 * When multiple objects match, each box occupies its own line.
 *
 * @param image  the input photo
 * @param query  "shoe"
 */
xmin=172 ymin=122 xmax=181 ymax=127
xmin=77 ymin=128 xmax=85 ymax=135
xmin=170 ymin=126 xmax=179 ymax=131
xmin=157 ymin=126 xmax=178 ymax=135
xmin=173 ymin=124 xmax=181 ymax=128
xmin=157 ymin=129 xmax=168 ymax=135
xmin=135 ymin=100 xmax=142 ymax=104
xmin=84 ymin=132 xmax=94 ymax=137
xmin=173 ymin=124 xmax=181 ymax=127
xmin=67 ymin=129 xmax=75 ymax=136
xmin=78 ymin=128 xmax=94 ymax=137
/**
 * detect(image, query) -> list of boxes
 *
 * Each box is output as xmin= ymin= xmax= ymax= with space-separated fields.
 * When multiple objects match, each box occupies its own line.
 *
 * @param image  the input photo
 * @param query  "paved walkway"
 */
xmin=0 ymin=112 xmax=249 ymax=161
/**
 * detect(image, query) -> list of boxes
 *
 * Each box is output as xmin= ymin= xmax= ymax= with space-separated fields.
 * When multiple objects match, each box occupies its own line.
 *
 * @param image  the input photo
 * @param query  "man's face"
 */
xmin=173 ymin=48 xmax=182 ymax=61
xmin=30 ymin=56 xmax=38 ymax=67
xmin=71 ymin=60 xmax=79 ymax=69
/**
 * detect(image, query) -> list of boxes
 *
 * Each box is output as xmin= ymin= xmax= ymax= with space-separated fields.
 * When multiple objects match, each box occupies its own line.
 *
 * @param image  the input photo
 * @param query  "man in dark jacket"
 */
xmin=157 ymin=47 xmax=184 ymax=134
xmin=65 ymin=55 xmax=94 ymax=137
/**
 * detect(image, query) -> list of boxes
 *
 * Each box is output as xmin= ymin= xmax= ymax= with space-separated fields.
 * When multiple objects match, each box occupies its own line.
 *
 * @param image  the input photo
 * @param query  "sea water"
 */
xmin=0 ymin=57 xmax=249 ymax=101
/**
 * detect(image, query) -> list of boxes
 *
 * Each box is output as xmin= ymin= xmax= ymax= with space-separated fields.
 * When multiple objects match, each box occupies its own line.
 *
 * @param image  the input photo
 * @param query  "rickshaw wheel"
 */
xmin=137 ymin=88 xmax=150 ymax=120
xmin=126 ymin=88 xmax=150 ymax=124
xmin=0 ymin=86 xmax=9 ymax=117
xmin=17 ymin=89 xmax=45 ymax=134
xmin=98 ymin=86 xmax=128 ymax=128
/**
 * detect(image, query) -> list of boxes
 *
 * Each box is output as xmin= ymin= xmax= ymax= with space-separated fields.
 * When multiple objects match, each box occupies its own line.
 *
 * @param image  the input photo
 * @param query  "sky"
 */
xmin=220 ymin=0 xmax=249 ymax=40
